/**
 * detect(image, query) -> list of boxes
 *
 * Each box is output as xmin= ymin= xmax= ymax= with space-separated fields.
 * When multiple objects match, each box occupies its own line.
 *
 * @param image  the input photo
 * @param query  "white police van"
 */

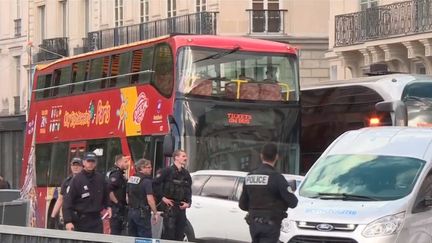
xmin=280 ymin=126 xmax=432 ymax=243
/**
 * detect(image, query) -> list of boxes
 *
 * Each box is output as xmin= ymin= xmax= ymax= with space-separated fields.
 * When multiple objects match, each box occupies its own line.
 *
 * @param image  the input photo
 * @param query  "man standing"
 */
xmin=49 ymin=157 xmax=83 ymax=229
xmin=153 ymin=149 xmax=192 ymax=241
xmin=127 ymin=159 xmax=159 ymax=237
xmin=62 ymin=152 xmax=112 ymax=233
xmin=107 ymin=154 xmax=129 ymax=235
xmin=239 ymin=143 xmax=298 ymax=243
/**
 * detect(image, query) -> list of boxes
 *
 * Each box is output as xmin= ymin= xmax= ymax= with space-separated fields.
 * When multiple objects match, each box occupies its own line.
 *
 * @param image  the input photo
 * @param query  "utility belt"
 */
xmin=252 ymin=217 xmax=278 ymax=225
xmin=129 ymin=205 xmax=150 ymax=218
xmin=244 ymin=213 xmax=279 ymax=226
xmin=72 ymin=211 xmax=100 ymax=222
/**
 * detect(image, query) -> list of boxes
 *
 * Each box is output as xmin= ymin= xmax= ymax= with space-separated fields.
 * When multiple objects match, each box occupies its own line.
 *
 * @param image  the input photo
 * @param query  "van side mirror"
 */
xmin=163 ymin=134 xmax=174 ymax=157
xmin=424 ymin=196 xmax=432 ymax=207
xmin=375 ymin=100 xmax=407 ymax=126
xmin=287 ymin=179 xmax=297 ymax=192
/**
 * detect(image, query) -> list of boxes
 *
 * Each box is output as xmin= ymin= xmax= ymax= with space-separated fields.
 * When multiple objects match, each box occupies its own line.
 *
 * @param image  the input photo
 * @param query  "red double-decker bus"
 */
xmin=21 ymin=34 xmax=300 ymax=228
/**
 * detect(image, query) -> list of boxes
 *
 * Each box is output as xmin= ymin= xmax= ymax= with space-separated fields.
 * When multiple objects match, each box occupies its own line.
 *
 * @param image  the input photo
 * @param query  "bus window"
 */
xmin=87 ymin=138 xmax=122 ymax=174
xmin=402 ymin=82 xmax=432 ymax=127
xmin=48 ymin=142 xmax=69 ymax=187
xmin=127 ymin=135 xmax=153 ymax=162
xmin=36 ymin=143 xmax=51 ymax=186
xmin=110 ymin=52 xmax=132 ymax=88
xmin=52 ymin=67 xmax=72 ymax=97
xmin=131 ymin=47 xmax=154 ymax=84
xmin=86 ymin=57 xmax=105 ymax=91
xmin=35 ymin=74 xmax=52 ymax=100
xmin=153 ymin=44 xmax=173 ymax=97
xmin=71 ymin=61 xmax=89 ymax=94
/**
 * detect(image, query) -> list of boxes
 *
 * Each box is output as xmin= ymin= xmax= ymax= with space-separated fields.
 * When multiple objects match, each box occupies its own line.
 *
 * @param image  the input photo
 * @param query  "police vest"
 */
xmin=162 ymin=167 xmax=189 ymax=202
xmin=127 ymin=172 xmax=150 ymax=209
xmin=107 ymin=167 xmax=127 ymax=204
xmin=245 ymin=171 xmax=287 ymax=217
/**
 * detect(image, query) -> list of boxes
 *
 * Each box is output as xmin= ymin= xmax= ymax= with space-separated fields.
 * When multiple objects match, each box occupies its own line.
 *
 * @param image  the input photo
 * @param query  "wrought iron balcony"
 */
xmin=335 ymin=0 xmax=432 ymax=47
xmin=246 ymin=9 xmax=287 ymax=34
xmin=84 ymin=11 xmax=218 ymax=52
xmin=35 ymin=37 xmax=69 ymax=62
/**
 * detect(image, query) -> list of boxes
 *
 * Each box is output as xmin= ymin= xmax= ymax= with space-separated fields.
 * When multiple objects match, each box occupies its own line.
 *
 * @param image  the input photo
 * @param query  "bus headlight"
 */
xmin=362 ymin=212 xmax=405 ymax=237
xmin=280 ymin=218 xmax=291 ymax=233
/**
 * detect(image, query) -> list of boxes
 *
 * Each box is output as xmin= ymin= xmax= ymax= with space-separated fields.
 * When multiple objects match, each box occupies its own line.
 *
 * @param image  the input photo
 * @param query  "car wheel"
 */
xmin=183 ymin=220 xmax=195 ymax=242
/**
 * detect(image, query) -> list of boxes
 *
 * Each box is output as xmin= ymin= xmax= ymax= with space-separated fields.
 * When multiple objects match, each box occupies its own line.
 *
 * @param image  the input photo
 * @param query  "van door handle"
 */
xmin=193 ymin=203 xmax=202 ymax=208
xmin=229 ymin=207 xmax=239 ymax=213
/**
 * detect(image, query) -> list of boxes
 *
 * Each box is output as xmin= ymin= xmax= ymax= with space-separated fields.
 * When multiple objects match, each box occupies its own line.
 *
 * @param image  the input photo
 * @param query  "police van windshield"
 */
xmin=300 ymin=154 xmax=425 ymax=201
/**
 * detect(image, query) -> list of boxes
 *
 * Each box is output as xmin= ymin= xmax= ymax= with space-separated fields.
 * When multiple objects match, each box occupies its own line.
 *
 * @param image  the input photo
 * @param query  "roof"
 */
xmin=38 ymin=35 xmax=296 ymax=71
xmin=325 ymin=126 xmax=432 ymax=161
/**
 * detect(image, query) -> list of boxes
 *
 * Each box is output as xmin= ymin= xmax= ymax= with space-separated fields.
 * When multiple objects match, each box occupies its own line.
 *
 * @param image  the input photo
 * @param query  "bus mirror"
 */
xmin=163 ymin=134 xmax=174 ymax=157
xmin=375 ymin=101 xmax=407 ymax=126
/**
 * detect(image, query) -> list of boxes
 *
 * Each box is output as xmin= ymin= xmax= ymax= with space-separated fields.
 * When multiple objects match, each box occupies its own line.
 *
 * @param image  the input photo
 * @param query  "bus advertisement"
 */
xmin=301 ymin=73 xmax=432 ymax=173
xmin=21 ymin=35 xmax=300 ymax=228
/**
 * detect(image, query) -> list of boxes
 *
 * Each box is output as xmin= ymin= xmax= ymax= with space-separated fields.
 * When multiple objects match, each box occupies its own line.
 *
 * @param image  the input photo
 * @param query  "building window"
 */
xmin=62 ymin=0 xmax=67 ymax=36
xmin=39 ymin=5 xmax=46 ymax=40
xmin=14 ymin=19 xmax=21 ymax=37
xmin=85 ymin=0 xmax=90 ymax=34
xmin=140 ymin=0 xmax=149 ymax=23
xmin=167 ymin=0 xmax=176 ymax=18
xmin=115 ymin=0 xmax=124 ymax=27
xmin=330 ymin=65 xmax=337 ymax=80
xmin=251 ymin=0 xmax=281 ymax=33
xmin=360 ymin=0 xmax=378 ymax=11
xmin=14 ymin=56 xmax=21 ymax=97
xmin=196 ymin=0 xmax=206 ymax=12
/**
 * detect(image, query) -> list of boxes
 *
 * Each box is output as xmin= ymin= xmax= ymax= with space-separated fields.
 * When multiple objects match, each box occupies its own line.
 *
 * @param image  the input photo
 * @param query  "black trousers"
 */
xmin=75 ymin=213 xmax=103 ymax=234
xmin=249 ymin=219 xmax=281 ymax=243
xmin=161 ymin=206 xmax=187 ymax=241
xmin=110 ymin=205 xmax=126 ymax=235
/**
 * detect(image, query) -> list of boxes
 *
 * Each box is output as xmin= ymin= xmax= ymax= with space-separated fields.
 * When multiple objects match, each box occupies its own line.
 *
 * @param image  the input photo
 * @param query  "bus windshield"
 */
xmin=177 ymin=46 xmax=299 ymax=101
xmin=402 ymin=82 xmax=432 ymax=127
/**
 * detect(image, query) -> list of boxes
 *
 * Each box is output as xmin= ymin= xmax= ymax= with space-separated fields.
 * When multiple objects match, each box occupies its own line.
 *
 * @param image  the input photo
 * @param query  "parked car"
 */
xmin=186 ymin=170 xmax=303 ymax=242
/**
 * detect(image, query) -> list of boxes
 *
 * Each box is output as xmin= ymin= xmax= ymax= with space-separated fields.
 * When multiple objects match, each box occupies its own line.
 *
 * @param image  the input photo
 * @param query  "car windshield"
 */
xmin=299 ymin=154 xmax=425 ymax=201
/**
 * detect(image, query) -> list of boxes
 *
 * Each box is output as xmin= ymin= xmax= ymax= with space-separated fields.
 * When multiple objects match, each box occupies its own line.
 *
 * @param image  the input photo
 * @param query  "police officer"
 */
xmin=49 ymin=157 xmax=83 ymax=229
xmin=62 ymin=152 xmax=112 ymax=233
xmin=127 ymin=159 xmax=159 ymax=237
xmin=239 ymin=143 xmax=298 ymax=243
xmin=107 ymin=154 xmax=129 ymax=235
xmin=153 ymin=149 xmax=192 ymax=241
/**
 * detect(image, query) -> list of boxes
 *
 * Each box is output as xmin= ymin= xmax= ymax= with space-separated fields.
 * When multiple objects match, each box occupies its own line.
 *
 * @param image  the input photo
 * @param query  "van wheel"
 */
xmin=183 ymin=220 xmax=195 ymax=242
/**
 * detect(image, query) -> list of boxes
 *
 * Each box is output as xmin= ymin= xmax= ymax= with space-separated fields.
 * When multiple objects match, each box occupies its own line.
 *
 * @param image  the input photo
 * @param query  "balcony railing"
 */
xmin=35 ymin=37 xmax=69 ymax=62
xmin=84 ymin=11 xmax=218 ymax=52
xmin=335 ymin=0 xmax=432 ymax=47
xmin=246 ymin=9 xmax=287 ymax=34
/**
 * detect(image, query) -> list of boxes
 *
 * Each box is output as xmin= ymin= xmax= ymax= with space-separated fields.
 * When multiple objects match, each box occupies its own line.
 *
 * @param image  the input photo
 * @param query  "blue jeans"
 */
xmin=127 ymin=208 xmax=152 ymax=238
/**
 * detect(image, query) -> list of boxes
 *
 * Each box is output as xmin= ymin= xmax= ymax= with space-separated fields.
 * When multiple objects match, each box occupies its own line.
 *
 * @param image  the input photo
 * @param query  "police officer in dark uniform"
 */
xmin=62 ymin=152 xmax=112 ymax=233
xmin=49 ymin=157 xmax=83 ymax=229
xmin=106 ymin=154 xmax=129 ymax=235
xmin=153 ymin=149 xmax=192 ymax=241
xmin=239 ymin=143 xmax=298 ymax=243
xmin=127 ymin=158 xmax=159 ymax=237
